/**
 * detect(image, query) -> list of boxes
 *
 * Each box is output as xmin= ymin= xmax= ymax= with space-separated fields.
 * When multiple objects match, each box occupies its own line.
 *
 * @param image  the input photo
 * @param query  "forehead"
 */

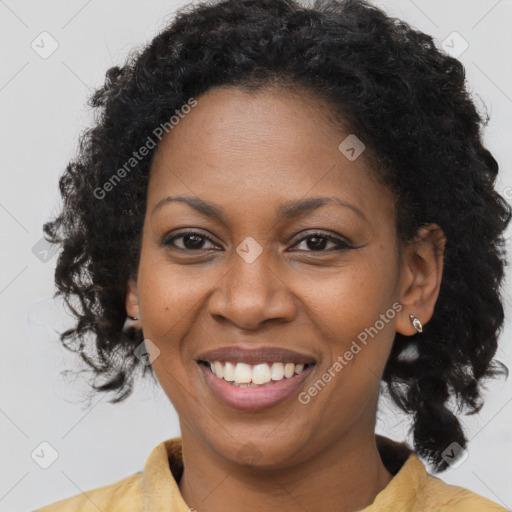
xmin=147 ymin=86 xmax=394 ymax=225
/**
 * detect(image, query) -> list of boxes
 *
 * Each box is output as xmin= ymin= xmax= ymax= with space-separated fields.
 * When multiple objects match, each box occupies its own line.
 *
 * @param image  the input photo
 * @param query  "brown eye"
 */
xmin=290 ymin=232 xmax=353 ymax=252
xmin=162 ymin=231 xmax=219 ymax=251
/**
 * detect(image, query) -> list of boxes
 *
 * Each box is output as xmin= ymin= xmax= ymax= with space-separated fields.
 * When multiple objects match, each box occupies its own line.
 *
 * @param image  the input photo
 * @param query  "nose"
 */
xmin=207 ymin=248 xmax=296 ymax=331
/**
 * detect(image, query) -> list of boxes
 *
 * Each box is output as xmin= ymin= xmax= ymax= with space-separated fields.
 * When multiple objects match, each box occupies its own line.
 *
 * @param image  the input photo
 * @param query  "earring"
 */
xmin=123 ymin=315 xmax=139 ymax=332
xmin=409 ymin=314 xmax=423 ymax=333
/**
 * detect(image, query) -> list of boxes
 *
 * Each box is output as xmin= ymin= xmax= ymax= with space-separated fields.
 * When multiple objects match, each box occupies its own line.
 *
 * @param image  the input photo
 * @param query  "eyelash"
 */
xmin=162 ymin=230 xmax=353 ymax=253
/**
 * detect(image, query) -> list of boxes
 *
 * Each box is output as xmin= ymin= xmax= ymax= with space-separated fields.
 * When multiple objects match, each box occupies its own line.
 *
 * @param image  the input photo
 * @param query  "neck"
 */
xmin=178 ymin=428 xmax=394 ymax=512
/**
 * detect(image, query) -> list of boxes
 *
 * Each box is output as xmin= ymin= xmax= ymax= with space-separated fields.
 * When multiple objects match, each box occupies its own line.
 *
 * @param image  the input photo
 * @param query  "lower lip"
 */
xmin=199 ymin=363 xmax=315 ymax=412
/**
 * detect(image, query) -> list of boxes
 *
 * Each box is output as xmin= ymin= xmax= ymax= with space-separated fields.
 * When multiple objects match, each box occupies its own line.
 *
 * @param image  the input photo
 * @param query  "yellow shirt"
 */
xmin=34 ymin=435 xmax=508 ymax=511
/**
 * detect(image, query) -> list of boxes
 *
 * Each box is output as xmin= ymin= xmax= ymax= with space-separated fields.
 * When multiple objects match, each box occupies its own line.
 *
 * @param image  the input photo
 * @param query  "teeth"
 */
xmin=252 ymin=363 xmax=272 ymax=385
xmin=223 ymin=361 xmax=236 ymax=381
xmin=207 ymin=361 xmax=311 ymax=385
xmin=284 ymin=363 xmax=295 ymax=378
xmin=213 ymin=361 xmax=224 ymax=379
xmin=233 ymin=362 xmax=252 ymax=384
xmin=271 ymin=362 xmax=284 ymax=380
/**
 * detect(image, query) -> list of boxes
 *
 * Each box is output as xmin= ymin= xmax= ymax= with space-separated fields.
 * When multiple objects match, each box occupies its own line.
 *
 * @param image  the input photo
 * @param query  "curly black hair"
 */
xmin=43 ymin=0 xmax=510 ymax=472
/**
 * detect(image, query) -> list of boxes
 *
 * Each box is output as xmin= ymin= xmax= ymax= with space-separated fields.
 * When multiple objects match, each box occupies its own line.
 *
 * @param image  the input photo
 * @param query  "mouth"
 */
xmin=197 ymin=358 xmax=316 ymax=412
xmin=197 ymin=360 xmax=315 ymax=387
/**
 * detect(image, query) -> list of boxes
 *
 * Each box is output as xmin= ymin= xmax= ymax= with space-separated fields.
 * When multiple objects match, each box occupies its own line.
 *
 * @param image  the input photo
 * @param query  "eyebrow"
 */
xmin=151 ymin=195 xmax=367 ymax=223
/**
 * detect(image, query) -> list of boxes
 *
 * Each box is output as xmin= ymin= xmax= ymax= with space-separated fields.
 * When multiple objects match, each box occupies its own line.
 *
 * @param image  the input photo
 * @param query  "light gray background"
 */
xmin=1 ymin=0 xmax=511 ymax=510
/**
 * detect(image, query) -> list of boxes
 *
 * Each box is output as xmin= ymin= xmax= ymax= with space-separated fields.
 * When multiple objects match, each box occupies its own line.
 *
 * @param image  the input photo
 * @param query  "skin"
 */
xmin=126 ymin=85 xmax=445 ymax=512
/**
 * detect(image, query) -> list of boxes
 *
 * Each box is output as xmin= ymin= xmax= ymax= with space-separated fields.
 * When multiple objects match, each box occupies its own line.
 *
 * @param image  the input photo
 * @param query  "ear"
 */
xmin=395 ymin=223 xmax=445 ymax=336
xmin=125 ymin=277 xmax=141 ymax=320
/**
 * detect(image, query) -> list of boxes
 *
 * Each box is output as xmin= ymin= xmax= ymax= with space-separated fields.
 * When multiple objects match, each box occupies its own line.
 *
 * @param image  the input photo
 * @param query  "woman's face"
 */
xmin=128 ymin=86 xmax=419 ymax=467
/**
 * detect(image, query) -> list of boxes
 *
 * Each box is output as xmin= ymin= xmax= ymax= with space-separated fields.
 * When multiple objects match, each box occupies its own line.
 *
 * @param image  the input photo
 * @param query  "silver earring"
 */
xmin=123 ymin=315 xmax=139 ymax=332
xmin=409 ymin=314 xmax=423 ymax=333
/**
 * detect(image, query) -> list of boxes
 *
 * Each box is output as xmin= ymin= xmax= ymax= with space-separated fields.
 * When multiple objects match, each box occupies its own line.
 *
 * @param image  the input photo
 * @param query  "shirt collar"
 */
xmin=140 ymin=434 xmax=428 ymax=512
xmin=362 ymin=435 xmax=430 ymax=511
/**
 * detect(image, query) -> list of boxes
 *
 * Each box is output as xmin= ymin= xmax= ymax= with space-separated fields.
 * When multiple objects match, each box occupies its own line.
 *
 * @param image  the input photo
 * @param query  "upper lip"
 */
xmin=196 ymin=346 xmax=316 ymax=365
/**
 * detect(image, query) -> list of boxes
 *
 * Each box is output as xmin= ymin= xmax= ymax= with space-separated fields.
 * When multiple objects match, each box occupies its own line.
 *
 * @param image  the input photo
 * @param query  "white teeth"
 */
xmin=207 ymin=360 xmax=311 ymax=385
xmin=294 ymin=363 xmax=304 ymax=374
xmin=284 ymin=363 xmax=295 ymax=378
xmin=271 ymin=362 xmax=284 ymax=380
xmin=213 ymin=361 xmax=224 ymax=379
xmin=252 ymin=363 xmax=272 ymax=385
xmin=223 ymin=361 xmax=236 ymax=381
xmin=233 ymin=362 xmax=252 ymax=384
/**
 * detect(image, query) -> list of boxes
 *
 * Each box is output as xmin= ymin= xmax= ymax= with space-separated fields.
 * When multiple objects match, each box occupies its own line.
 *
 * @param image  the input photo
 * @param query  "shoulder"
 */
xmin=33 ymin=437 xmax=185 ymax=512
xmin=425 ymin=476 xmax=507 ymax=512
xmin=372 ymin=438 xmax=509 ymax=512
xmin=33 ymin=472 xmax=144 ymax=512
xmin=418 ymin=472 xmax=509 ymax=511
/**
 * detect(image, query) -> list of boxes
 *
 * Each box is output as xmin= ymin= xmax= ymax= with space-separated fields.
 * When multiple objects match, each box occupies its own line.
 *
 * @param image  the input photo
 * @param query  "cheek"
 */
xmin=304 ymin=253 xmax=398 ymax=340
xmin=136 ymin=252 xmax=210 ymax=409
xmin=137 ymin=241 xmax=213 ymax=340
xmin=296 ymin=248 xmax=399 ymax=400
xmin=298 ymin=279 xmax=397 ymax=428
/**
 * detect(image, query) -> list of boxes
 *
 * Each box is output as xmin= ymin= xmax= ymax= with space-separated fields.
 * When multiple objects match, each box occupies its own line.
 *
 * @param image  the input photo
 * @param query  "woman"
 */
xmin=35 ymin=0 xmax=510 ymax=510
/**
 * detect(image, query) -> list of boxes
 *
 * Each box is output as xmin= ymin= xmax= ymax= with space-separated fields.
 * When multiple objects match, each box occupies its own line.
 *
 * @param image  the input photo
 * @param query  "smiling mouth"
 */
xmin=198 ymin=360 xmax=316 ymax=387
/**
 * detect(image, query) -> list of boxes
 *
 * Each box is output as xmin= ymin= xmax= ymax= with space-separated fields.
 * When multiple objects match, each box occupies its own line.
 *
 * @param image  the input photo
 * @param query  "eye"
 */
xmin=290 ymin=231 xmax=353 ymax=252
xmin=162 ymin=230 xmax=353 ymax=253
xmin=162 ymin=231 xmax=220 ymax=251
